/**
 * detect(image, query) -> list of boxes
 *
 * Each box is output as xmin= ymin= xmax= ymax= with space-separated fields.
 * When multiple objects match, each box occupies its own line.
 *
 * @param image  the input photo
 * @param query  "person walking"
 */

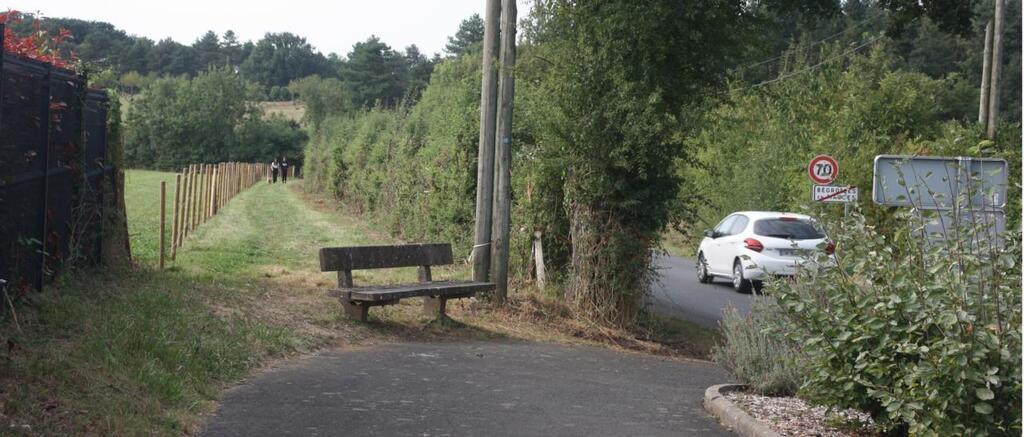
xmin=281 ymin=157 xmax=289 ymax=184
xmin=270 ymin=158 xmax=280 ymax=183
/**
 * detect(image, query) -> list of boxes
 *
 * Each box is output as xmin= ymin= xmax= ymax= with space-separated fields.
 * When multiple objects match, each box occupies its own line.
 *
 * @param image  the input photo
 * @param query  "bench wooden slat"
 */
xmin=319 ymin=243 xmax=453 ymax=271
xmin=329 ymin=281 xmax=494 ymax=302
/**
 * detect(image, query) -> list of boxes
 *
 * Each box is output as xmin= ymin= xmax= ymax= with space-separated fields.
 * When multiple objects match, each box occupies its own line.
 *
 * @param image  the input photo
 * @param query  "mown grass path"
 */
xmin=172 ymin=177 xmax=463 ymax=284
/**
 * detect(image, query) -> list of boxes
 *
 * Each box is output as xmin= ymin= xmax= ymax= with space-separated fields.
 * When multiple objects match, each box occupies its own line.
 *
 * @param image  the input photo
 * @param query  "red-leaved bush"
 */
xmin=1 ymin=10 xmax=77 ymax=69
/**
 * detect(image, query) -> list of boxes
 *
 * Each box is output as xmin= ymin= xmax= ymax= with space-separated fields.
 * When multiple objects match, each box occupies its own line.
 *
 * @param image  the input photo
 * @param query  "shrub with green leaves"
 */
xmin=775 ymin=211 xmax=1021 ymax=435
xmin=712 ymin=299 xmax=805 ymax=396
xmin=124 ymin=67 xmax=307 ymax=170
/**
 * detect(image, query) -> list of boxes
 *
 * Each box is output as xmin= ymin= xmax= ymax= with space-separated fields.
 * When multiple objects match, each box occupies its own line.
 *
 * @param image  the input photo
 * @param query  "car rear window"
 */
xmin=753 ymin=219 xmax=824 ymax=240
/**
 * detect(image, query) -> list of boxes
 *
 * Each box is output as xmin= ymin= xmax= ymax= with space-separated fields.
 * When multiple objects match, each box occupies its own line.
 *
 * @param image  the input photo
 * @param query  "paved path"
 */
xmin=203 ymin=341 xmax=732 ymax=437
xmin=646 ymin=254 xmax=753 ymax=329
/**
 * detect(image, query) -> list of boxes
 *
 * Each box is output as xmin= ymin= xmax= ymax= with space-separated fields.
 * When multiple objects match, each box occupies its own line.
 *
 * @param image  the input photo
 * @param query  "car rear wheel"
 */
xmin=697 ymin=254 xmax=713 ymax=284
xmin=732 ymin=260 xmax=752 ymax=293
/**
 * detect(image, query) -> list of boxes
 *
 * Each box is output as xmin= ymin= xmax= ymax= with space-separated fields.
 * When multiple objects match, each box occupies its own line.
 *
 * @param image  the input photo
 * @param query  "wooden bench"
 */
xmin=319 ymin=243 xmax=494 ymax=322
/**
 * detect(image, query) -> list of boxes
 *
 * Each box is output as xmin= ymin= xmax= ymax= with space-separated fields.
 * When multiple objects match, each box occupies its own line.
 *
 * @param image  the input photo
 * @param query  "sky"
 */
xmin=7 ymin=0 xmax=531 ymax=57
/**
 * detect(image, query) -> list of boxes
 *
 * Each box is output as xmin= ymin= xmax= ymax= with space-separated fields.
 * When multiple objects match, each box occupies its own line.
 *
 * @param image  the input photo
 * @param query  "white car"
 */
xmin=696 ymin=211 xmax=832 ymax=293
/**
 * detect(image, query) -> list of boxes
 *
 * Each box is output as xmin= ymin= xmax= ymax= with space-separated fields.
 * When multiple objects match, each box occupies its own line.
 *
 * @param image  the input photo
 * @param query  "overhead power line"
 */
xmin=735 ymin=12 xmax=885 ymax=72
xmin=749 ymin=31 xmax=888 ymax=89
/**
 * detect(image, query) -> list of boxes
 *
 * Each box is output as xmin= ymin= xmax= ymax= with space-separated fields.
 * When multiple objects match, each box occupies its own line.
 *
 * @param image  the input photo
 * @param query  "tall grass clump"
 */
xmin=712 ymin=299 xmax=804 ymax=396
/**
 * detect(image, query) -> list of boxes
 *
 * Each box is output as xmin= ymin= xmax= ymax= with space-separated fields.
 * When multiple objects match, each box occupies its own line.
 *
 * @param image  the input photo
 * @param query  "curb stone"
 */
xmin=704 ymin=384 xmax=783 ymax=437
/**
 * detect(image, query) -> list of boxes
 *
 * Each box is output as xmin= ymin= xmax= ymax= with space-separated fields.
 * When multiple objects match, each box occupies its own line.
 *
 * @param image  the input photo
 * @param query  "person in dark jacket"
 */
xmin=281 ymin=157 xmax=289 ymax=183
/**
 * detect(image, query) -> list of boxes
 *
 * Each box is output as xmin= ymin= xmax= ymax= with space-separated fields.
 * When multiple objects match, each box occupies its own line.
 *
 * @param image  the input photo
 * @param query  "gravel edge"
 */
xmin=703 ymin=384 xmax=783 ymax=437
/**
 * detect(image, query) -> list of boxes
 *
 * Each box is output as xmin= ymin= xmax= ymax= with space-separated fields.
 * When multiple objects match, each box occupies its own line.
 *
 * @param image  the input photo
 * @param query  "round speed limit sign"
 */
xmin=808 ymin=155 xmax=838 ymax=185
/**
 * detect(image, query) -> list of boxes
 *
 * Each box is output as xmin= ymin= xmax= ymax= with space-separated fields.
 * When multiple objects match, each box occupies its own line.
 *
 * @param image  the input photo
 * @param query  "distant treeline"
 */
xmin=123 ymin=67 xmax=309 ymax=170
xmin=10 ymin=13 xmax=485 ymax=105
xmin=16 ymin=13 xmax=490 ymax=171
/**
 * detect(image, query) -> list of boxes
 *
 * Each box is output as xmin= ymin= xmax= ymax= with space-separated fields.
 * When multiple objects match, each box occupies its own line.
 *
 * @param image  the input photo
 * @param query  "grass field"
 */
xmin=259 ymin=101 xmax=305 ymax=122
xmin=124 ymin=170 xmax=177 ymax=266
xmin=0 ymin=170 xmax=718 ymax=435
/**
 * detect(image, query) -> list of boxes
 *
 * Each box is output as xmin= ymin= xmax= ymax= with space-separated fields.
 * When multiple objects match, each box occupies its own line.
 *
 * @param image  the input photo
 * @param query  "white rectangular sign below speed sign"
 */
xmin=812 ymin=185 xmax=859 ymax=203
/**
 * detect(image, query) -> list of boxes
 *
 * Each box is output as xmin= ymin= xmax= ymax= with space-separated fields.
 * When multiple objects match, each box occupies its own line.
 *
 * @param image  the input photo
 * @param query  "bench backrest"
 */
xmin=319 ymin=243 xmax=453 ymax=272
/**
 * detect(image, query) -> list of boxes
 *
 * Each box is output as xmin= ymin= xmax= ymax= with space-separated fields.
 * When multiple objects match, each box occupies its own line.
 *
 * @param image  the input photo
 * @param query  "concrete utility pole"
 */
xmin=472 ymin=0 xmax=501 ymax=283
xmin=491 ymin=0 xmax=517 ymax=303
xmin=986 ymin=0 xmax=1006 ymax=140
xmin=978 ymin=20 xmax=993 ymax=125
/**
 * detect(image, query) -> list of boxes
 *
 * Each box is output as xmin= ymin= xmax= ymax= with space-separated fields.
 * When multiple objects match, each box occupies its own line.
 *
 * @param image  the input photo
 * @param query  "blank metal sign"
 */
xmin=872 ymin=155 xmax=1007 ymax=209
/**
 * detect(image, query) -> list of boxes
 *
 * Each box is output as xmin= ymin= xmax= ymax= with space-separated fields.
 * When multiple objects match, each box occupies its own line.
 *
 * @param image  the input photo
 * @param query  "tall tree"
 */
xmin=240 ymin=32 xmax=331 ymax=87
xmin=121 ymin=37 xmax=155 ymax=73
xmin=194 ymin=30 xmax=223 ymax=70
xmin=221 ymin=30 xmax=248 ymax=67
xmin=445 ymin=14 xmax=486 ymax=57
xmin=403 ymin=45 xmax=435 ymax=100
xmin=338 ymin=36 xmax=406 ymax=107
xmin=530 ymin=0 xmax=763 ymax=326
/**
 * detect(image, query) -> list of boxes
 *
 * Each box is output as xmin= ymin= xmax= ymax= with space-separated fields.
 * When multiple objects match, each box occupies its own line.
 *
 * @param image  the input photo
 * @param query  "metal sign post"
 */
xmin=808 ymin=155 xmax=855 ymax=215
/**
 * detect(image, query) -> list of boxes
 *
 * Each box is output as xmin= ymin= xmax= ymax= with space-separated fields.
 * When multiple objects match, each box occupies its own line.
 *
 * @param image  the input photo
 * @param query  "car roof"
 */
xmin=727 ymin=211 xmax=814 ymax=221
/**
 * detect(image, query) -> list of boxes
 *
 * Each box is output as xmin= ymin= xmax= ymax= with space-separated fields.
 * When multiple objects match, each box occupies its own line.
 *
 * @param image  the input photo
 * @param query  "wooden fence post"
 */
xmin=196 ymin=164 xmax=204 ymax=226
xmin=200 ymin=164 xmax=208 ymax=223
xmin=171 ymin=173 xmax=181 ymax=260
xmin=214 ymin=164 xmax=221 ymax=212
xmin=183 ymin=165 xmax=191 ymax=234
xmin=202 ymin=164 xmax=210 ymax=223
xmin=190 ymin=164 xmax=199 ymax=231
xmin=533 ymin=230 xmax=546 ymax=288
xmin=210 ymin=166 xmax=218 ymax=216
xmin=159 ymin=180 xmax=166 ymax=270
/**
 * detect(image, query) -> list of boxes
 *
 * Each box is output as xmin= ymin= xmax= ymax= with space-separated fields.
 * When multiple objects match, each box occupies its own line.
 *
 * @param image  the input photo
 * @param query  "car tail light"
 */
xmin=744 ymin=238 xmax=764 ymax=253
xmin=780 ymin=217 xmax=798 ymax=221
xmin=825 ymin=241 xmax=835 ymax=255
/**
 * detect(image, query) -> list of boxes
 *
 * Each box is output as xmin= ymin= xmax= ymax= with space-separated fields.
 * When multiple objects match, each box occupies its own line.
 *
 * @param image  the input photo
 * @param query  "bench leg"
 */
xmin=340 ymin=299 xmax=369 ymax=322
xmin=423 ymin=296 xmax=448 ymax=320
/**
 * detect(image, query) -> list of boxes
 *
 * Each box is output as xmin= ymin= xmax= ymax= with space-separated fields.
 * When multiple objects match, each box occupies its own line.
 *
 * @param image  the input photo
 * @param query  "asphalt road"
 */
xmin=646 ymin=254 xmax=753 ymax=329
xmin=202 ymin=341 xmax=733 ymax=437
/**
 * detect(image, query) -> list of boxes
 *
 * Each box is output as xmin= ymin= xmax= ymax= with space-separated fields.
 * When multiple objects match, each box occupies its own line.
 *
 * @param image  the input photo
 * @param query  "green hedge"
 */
xmin=302 ymin=55 xmax=482 ymax=256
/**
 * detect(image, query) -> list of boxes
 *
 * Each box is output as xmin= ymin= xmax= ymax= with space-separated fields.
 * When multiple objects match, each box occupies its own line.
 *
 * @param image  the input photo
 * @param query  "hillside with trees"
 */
xmin=0 ymin=11 xmax=477 ymax=170
xmin=8 ymin=12 xmax=448 ymax=103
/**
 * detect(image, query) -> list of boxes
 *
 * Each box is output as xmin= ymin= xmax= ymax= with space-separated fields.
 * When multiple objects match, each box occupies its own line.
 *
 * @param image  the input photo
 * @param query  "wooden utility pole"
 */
xmin=491 ymin=0 xmax=517 ymax=303
xmin=979 ymin=20 xmax=993 ymax=125
xmin=473 ymin=0 xmax=501 ymax=283
xmin=986 ymin=0 xmax=1005 ymax=140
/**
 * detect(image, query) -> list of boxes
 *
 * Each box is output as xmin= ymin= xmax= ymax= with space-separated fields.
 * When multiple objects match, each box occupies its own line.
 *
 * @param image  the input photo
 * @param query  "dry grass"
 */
xmin=661 ymin=227 xmax=698 ymax=259
xmin=293 ymin=183 xmax=719 ymax=360
xmin=259 ymin=101 xmax=305 ymax=122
